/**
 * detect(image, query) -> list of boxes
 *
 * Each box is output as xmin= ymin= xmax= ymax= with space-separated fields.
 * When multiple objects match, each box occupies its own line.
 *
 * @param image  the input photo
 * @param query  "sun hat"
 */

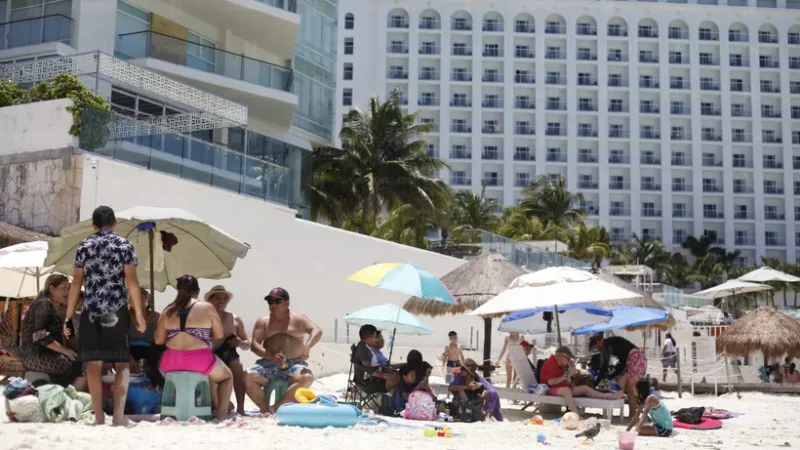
xmin=204 ymin=285 xmax=233 ymax=302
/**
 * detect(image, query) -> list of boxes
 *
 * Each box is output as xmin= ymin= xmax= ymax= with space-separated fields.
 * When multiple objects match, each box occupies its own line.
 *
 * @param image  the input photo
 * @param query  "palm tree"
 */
xmin=709 ymin=248 xmax=741 ymax=275
xmin=691 ymin=256 xmax=725 ymax=290
xmin=623 ymin=234 xmax=668 ymax=270
xmin=661 ymin=253 xmax=692 ymax=288
xmin=519 ymin=176 xmax=585 ymax=251
xmin=309 ymin=88 xmax=449 ymax=234
xmin=565 ymin=224 xmax=613 ymax=267
xmin=681 ymin=235 xmax=717 ymax=259
xmin=496 ymin=207 xmax=557 ymax=241
xmin=451 ymin=182 xmax=498 ymax=230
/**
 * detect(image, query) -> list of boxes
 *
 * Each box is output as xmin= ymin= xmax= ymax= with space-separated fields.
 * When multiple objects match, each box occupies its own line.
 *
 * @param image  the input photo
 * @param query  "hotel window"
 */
xmin=187 ymin=31 xmax=217 ymax=72
xmin=343 ymin=63 xmax=353 ymax=80
xmin=344 ymin=38 xmax=354 ymax=54
xmin=344 ymin=13 xmax=354 ymax=29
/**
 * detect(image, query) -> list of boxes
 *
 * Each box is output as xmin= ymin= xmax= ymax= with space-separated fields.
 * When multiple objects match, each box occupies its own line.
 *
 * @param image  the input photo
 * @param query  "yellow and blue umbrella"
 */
xmin=347 ymin=263 xmax=456 ymax=304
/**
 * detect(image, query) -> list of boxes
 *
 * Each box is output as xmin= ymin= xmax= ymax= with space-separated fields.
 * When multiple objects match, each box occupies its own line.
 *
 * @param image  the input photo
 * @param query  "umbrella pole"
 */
xmin=483 ymin=317 xmax=492 ymax=378
xmin=388 ymin=327 xmax=397 ymax=363
xmin=149 ymin=229 xmax=155 ymax=313
xmin=554 ymin=305 xmax=562 ymax=347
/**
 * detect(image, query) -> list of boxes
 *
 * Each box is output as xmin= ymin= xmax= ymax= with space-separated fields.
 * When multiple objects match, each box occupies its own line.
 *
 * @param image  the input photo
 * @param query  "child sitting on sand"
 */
xmin=650 ymin=378 xmax=663 ymax=399
xmin=394 ymin=364 xmax=426 ymax=410
xmin=627 ymin=378 xmax=674 ymax=437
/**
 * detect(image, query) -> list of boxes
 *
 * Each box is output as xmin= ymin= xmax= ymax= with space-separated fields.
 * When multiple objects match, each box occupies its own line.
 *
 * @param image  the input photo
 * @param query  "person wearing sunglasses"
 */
xmin=245 ymin=287 xmax=323 ymax=414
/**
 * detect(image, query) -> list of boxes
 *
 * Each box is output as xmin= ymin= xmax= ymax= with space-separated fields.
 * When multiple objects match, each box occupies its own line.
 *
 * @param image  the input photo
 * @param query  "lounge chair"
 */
xmin=496 ymin=346 xmax=625 ymax=422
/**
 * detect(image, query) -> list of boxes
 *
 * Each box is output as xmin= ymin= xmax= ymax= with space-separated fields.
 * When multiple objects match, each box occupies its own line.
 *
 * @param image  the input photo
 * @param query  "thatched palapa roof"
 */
xmin=716 ymin=306 xmax=800 ymax=359
xmin=0 ymin=221 xmax=47 ymax=245
xmin=404 ymin=253 xmax=526 ymax=316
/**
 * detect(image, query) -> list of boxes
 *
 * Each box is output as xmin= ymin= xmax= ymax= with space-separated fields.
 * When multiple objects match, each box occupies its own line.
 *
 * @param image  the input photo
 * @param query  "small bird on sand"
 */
xmin=575 ymin=423 xmax=601 ymax=441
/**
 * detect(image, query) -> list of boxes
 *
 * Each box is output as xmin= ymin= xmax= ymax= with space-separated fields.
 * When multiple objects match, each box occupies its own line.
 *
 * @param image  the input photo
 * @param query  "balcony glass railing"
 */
xmin=116 ymin=31 xmax=293 ymax=92
xmin=255 ymin=0 xmax=298 ymax=12
xmin=0 ymin=14 xmax=72 ymax=50
xmin=80 ymin=109 xmax=290 ymax=206
xmin=459 ymin=230 xmax=588 ymax=270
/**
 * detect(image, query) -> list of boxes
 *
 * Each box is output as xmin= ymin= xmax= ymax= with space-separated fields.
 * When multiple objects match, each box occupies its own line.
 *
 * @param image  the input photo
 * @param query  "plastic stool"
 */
xmin=263 ymin=380 xmax=288 ymax=406
xmin=160 ymin=371 xmax=212 ymax=421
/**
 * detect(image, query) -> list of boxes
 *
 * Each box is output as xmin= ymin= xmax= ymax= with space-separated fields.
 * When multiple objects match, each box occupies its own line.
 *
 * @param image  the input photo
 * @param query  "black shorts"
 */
xmin=655 ymin=425 xmax=673 ymax=437
xmin=78 ymin=308 xmax=130 ymax=363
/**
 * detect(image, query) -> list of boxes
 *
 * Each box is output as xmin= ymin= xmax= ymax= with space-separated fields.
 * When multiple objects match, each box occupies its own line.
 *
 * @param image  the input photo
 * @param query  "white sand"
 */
xmin=2 ymin=375 xmax=797 ymax=450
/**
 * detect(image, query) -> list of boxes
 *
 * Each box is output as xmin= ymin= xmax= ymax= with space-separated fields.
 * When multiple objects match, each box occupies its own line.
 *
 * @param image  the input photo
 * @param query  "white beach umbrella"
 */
xmin=470 ymin=266 xmax=642 ymax=317
xmin=738 ymin=266 xmax=800 ymax=283
xmin=44 ymin=206 xmax=250 ymax=293
xmin=694 ymin=279 xmax=772 ymax=313
xmin=0 ymin=241 xmax=55 ymax=298
xmin=694 ymin=279 xmax=772 ymax=299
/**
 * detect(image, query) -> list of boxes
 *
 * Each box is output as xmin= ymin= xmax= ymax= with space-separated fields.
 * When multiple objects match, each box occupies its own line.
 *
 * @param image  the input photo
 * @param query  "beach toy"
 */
xmin=424 ymin=427 xmax=437 ymax=437
xmin=295 ymin=388 xmax=317 ymax=403
xmin=275 ymin=397 xmax=361 ymax=428
xmin=536 ymin=432 xmax=550 ymax=446
xmin=160 ymin=372 xmax=212 ymax=421
xmin=617 ymin=430 xmax=637 ymax=450
xmin=561 ymin=412 xmax=581 ymax=430
xmin=533 ymin=414 xmax=544 ymax=425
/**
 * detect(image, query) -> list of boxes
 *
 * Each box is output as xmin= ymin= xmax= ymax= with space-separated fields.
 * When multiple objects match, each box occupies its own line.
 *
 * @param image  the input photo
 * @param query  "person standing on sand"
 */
xmin=205 ymin=285 xmax=251 ymax=415
xmin=64 ymin=206 xmax=146 ymax=426
xmin=439 ymin=331 xmax=466 ymax=370
xmin=590 ymin=334 xmax=647 ymax=420
xmin=245 ymin=287 xmax=323 ymax=414
xmin=661 ymin=333 xmax=677 ymax=382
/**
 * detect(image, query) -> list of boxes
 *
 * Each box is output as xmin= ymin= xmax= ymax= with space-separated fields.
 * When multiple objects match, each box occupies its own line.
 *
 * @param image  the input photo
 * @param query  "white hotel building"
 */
xmin=336 ymin=0 xmax=800 ymax=265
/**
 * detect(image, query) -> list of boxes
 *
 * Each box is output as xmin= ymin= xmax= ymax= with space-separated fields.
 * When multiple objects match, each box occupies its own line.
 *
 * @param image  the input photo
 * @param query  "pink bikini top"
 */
xmin=166 ymin=303 xmax=212 ymax=346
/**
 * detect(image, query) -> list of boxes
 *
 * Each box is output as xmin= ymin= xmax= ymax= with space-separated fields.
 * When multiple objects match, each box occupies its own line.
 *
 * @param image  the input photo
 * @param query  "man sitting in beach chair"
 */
xmin=539 ymin=346 xmax=624 ymax=420
xmin=353 ymin=325 xmax=399 ymax=391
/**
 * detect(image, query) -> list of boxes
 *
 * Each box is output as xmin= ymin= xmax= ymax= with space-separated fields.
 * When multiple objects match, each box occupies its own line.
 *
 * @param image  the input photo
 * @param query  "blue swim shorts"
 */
xmin=249 ymin=358 xmax=308 ymax=382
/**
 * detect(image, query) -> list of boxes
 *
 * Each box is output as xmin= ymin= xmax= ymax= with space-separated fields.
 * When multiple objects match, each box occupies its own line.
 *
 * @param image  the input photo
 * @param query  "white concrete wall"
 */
xmin=79 ymin=155 xmax=516 ymax=373
xmin=0 ymin=99 xmax=76 ymax=157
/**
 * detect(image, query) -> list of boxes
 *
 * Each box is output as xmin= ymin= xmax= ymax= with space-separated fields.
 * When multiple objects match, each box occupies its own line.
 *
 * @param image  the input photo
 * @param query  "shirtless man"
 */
xmin=204 ymin=285 xmax=250 ymax=415
xmin=245 ymin=287 xmax=323 ymax=413
xmin=439 ymin=330 xmax=465 ymax=370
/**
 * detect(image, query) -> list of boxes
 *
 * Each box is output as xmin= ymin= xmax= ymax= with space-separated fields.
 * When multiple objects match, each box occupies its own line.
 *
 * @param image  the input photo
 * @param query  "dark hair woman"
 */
xmin=129 ymin=287 xmax=165 ymax=388
xmin=19 ymin=274 xmax=85 ymax=388
xmin=154 ymin=275 xmax=232 ymax=420
xmin=589 ymin=334 xmax=648 ymax=421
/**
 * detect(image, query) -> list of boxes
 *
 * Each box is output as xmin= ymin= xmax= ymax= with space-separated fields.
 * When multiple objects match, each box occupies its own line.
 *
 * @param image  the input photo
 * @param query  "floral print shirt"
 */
xmin=75 ymin=230 xmax=138 ymax=315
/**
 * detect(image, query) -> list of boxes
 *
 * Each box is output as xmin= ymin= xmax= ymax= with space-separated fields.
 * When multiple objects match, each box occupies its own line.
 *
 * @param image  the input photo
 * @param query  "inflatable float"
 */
xmin=275 ymin=396 xmax=361 ymax=428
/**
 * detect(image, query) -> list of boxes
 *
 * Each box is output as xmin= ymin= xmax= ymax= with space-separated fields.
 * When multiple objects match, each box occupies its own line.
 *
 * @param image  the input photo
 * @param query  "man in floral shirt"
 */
xmin=65 ymin=206 xmax=145 ymax=426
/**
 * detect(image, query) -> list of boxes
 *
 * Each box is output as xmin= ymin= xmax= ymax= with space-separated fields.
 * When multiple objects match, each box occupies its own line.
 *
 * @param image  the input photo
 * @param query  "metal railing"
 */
xmin=457 ymin=230 xmax=588 ymax=270
xmin=80 ymin=108 xmax=290 ymax=206
xmin=0 ymin=14 xmax=72 ymax=50
xmin=116 ymin=31 xmax=293 ymax=92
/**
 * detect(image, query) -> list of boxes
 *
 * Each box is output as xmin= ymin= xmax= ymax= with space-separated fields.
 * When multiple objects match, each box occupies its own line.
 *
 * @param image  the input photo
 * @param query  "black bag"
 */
xmin=673 ymin=406 xmax=704 ymax=424
xmin=447 ymin=399 xmax=485 ymax=423
xmin=378 ymin=393 xmax=396 ymax=416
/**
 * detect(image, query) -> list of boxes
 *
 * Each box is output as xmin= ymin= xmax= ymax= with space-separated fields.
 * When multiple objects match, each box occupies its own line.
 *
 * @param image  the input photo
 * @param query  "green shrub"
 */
xmin=0 ymin=74 xmax=111 ymax=148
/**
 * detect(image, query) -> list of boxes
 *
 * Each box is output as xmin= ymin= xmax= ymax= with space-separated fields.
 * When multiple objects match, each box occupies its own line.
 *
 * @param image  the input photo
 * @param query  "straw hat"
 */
xmin=460 ymin=358 xmax=480 ymax=378
xmin=204 ymin=285 xmax=233 ymax=302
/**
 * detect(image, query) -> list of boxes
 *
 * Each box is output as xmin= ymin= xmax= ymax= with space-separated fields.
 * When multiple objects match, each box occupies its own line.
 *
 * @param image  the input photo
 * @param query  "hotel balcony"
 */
xmin=116 ymin=31 xmax=297 ymax=127
xmin=0 ymin=15 xmax=74 ymax=58
xmin=161 ymin=0 xmax=300 ymax=60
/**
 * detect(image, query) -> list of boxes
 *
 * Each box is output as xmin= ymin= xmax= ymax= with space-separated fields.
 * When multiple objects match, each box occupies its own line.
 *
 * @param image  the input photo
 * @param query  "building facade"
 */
xmin=0 ymin=0 xmax=337 ymax=214
xmin=336 ymin=0 xmax=800 ymax=265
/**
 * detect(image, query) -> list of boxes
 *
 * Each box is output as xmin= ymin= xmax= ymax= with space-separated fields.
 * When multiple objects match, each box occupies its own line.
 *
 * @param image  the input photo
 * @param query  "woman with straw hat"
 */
xmin=205 ymin=285 xmax=250 ymax=415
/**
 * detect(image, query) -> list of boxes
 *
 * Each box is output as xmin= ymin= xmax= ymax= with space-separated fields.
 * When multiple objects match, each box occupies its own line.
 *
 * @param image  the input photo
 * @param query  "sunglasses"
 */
xmin=266 ymin=297 xmax=286 ymax=305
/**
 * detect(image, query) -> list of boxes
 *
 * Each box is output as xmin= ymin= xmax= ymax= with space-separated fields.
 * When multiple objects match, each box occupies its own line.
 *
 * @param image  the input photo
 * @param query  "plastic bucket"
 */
xmin=617 ymin=430 xmax=638 ymax=450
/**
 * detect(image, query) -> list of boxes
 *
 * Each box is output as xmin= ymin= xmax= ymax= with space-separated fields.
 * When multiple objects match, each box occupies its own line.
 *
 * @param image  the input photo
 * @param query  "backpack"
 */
xmin=673 ymin=406 xmax=704 ymax=424
xmin=403 ymin=390 xmax=436 ymax=421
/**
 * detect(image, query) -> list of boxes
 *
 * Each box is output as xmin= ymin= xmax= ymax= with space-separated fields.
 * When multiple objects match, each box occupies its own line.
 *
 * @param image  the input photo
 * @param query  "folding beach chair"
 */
xmin=346 ymin=344 xmax=391 ymax=412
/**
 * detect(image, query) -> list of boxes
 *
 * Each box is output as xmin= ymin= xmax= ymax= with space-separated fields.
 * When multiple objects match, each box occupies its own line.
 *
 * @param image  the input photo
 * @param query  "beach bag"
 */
xmin=674 ymin=407 xmax=704 ymax=424
xmin=403 ymin=391 xmax=436 ymax=421
xmin=378 ymin=393 xmax=395 ymax=416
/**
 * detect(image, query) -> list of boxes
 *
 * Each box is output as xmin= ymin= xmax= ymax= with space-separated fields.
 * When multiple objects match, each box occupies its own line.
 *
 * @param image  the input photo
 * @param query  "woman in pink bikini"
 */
xmin=155 ymin=275 xmax=232 ymax=420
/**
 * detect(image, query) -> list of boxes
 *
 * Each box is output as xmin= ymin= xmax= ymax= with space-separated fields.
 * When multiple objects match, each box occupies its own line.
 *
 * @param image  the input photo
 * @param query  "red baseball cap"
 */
xmin=264 ymin=287 xmax=290 ymax=301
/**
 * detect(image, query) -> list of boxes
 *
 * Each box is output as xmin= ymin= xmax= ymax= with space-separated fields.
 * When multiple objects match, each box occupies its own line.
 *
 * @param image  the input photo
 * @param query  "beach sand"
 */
xmin=1 ymin=374 xmax=797 ymax=450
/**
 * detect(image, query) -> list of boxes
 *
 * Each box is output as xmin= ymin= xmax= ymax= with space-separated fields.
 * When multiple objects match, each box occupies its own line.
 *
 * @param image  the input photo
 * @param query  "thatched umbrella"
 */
xmin=0 ymin=221 xmax=47 ymax=247
xmin=716 ymin=306 xmax=800 ymax=360
xmin=404 ymin=253 xmax=526 ymax=376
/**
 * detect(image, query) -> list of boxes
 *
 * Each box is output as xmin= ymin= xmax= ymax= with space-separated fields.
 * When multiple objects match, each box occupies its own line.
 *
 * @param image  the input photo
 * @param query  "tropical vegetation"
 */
xmin=307 ymin=89 xmax=800 ymax=311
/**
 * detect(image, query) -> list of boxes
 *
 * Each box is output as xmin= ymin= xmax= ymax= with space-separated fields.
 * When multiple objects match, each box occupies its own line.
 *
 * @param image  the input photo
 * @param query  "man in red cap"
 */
xmin=244 ymin=287 xmax=323 ymax=414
